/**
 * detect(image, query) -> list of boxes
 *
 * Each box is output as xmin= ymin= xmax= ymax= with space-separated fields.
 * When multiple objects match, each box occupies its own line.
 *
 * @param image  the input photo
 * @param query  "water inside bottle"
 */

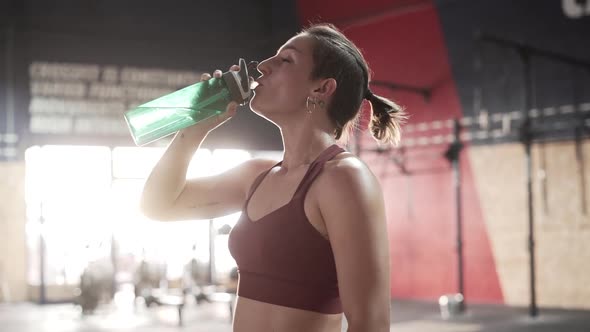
xmin=124 ymin=59 xmax=254 ymax=146
xmin=124 ymin=78 xmax=231 ymax=145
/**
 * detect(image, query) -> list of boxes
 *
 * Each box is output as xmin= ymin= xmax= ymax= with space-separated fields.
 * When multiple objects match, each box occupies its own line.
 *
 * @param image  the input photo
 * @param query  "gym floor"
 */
xmin=1 ymin=296 xmax=589 ymax=332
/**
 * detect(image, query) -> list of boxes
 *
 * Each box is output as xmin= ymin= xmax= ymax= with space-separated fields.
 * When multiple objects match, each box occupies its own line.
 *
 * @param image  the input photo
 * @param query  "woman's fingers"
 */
xmin=226 ymin=101 xmax=238 ymax=115
xmin=218 ymin=102 xmax=238 ymax=125
xmin=200 ymin=101 xmax=238 ymax=131
xmin=202 ymin=65 xmax=239 ymax=82
xmin=200 ymin=73 xmax=211 ymax=81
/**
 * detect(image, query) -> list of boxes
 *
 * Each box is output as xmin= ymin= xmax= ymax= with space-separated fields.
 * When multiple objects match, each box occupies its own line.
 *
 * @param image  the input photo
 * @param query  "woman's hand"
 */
xmin=179 ymin=65 xmax=241 ymax=139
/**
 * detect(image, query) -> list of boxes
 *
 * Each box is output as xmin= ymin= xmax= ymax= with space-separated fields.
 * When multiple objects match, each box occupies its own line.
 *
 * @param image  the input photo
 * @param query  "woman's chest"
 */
xmin=246 ymin=168 xmax=308 ymax=221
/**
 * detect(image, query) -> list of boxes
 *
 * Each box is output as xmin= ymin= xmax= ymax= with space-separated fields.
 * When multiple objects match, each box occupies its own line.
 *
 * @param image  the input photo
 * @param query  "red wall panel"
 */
xmin=297 ymin=0 xmax=504 ymax=303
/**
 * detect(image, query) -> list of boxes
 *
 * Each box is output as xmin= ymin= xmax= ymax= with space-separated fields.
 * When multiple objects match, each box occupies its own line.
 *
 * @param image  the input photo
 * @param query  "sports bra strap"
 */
xmin=244 ymin=144 xmax=345 ymax=203
xmin=292 ymin=144 xmax=345 ymax=198
xmin=245 ymin=161 xmax=282 ymax=201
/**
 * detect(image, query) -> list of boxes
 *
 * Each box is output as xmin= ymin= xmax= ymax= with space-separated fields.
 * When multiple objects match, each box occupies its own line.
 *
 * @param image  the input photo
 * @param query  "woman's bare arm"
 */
xmin=318 ymin=158 xmax=391 ymax=332
xmin=140 ymin=128 xmax=276 ymax=221
xmin=139 ymin=66 xmax=277 ymax=222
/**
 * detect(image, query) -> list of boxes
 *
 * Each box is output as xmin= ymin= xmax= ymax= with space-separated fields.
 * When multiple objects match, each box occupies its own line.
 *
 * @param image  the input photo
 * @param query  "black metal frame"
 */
xmin=477 ymin=32 xmax=590 ymax=318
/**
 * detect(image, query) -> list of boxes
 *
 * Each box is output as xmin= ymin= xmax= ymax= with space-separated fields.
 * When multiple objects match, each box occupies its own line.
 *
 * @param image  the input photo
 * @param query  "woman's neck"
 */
xmin=280 ymin=130 xmax=337 ymax=170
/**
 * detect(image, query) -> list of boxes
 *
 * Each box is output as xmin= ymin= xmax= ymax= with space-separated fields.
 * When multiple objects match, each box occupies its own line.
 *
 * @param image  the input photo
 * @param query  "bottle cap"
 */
xmin=247 ymin=61 xmax=260 ymax=79
xmin=223 ymin=58 xmax=252 ymax=105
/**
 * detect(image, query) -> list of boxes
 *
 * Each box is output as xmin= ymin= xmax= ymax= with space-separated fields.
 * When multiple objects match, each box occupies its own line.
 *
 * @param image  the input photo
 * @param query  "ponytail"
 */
xmin=366 ymin=92 xmax=406 ymax=146
xmin=301 ymin=23 xmax=407 ymax=146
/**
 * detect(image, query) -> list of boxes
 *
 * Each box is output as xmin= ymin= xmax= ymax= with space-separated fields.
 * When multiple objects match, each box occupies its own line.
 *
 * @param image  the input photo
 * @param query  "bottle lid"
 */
xmin=223 ymin=58 xmax=252 ymax=105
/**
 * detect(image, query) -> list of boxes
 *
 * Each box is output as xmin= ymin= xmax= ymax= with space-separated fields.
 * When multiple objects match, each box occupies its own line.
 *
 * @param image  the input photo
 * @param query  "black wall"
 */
xmin=436 ymin=0 xmax=590 ymax=144
xmin=0 ymin=0 xmax=299 ymax=159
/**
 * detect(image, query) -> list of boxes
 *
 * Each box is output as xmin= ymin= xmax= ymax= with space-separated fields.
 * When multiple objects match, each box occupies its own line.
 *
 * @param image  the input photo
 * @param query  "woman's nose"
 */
xmin=257 ymin=59 xmax=271 ymax=76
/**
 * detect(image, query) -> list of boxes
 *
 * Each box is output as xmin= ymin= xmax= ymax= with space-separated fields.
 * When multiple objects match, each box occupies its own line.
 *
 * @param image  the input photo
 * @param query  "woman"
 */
xmin=140 ymin=23 xmax=405 ymax=332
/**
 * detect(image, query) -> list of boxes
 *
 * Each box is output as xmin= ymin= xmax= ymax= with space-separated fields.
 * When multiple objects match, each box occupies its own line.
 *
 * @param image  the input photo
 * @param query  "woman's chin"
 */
xmin=248 ymin=96 xmax=266 ymax=114
xmin=248 ymin=99 xmax=260 ymax=113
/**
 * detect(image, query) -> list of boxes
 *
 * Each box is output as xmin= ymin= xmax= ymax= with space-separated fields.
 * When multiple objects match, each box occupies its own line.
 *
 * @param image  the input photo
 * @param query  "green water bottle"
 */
xmin=124 ymin=58 xmax=253 ymax=146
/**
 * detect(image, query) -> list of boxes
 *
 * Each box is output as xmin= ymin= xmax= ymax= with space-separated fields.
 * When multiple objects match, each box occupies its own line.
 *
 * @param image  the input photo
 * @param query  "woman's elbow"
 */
xmin=139 ymin=197 xmax=172 ymax=221
xmin=347 ymin=321 xmax=389 ymax=332
xmin=347 ymin=312 xmax=390 ymax=332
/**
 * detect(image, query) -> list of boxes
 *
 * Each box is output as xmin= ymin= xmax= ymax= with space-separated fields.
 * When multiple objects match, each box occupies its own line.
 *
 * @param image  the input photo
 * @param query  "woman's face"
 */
xmin=249 ymin=34 xmax=316 ymax=118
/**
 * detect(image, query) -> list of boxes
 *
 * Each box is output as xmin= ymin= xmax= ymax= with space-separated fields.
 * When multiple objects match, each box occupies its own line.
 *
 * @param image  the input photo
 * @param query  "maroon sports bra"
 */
xmin=228 ymin=144 xmax=345 ymax=314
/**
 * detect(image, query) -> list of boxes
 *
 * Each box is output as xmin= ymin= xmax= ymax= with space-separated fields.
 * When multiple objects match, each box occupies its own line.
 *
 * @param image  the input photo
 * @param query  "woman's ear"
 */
xmin=311 ymin=78 xmax=337 ymax=100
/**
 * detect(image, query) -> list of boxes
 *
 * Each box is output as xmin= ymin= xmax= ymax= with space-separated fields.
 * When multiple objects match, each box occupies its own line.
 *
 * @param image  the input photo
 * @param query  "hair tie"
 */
xmin=364 ymin=89 xmax=374 ymax=100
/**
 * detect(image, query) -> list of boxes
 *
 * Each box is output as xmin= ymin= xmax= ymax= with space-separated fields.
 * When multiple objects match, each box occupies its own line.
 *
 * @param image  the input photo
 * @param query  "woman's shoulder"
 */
xmin=315 ymin=151 xmax=385 ymax=226
xmin=324 ymin=150 xmax=368 ymax=172
xmin=320 ymin=152 xmax=380 ymax=192
xmin=244 ymin=157 xmax=280 ymax=172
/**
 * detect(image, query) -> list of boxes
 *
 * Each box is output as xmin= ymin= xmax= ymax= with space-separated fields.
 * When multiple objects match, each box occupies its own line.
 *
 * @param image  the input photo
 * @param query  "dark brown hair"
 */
xmin=301 ymin=23 xmax=406 ymax=146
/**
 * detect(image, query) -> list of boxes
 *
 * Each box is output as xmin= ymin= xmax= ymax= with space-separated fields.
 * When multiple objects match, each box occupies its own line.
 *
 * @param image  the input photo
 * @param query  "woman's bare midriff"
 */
xmin=232 ymin=296 xmax=343 ymax=332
